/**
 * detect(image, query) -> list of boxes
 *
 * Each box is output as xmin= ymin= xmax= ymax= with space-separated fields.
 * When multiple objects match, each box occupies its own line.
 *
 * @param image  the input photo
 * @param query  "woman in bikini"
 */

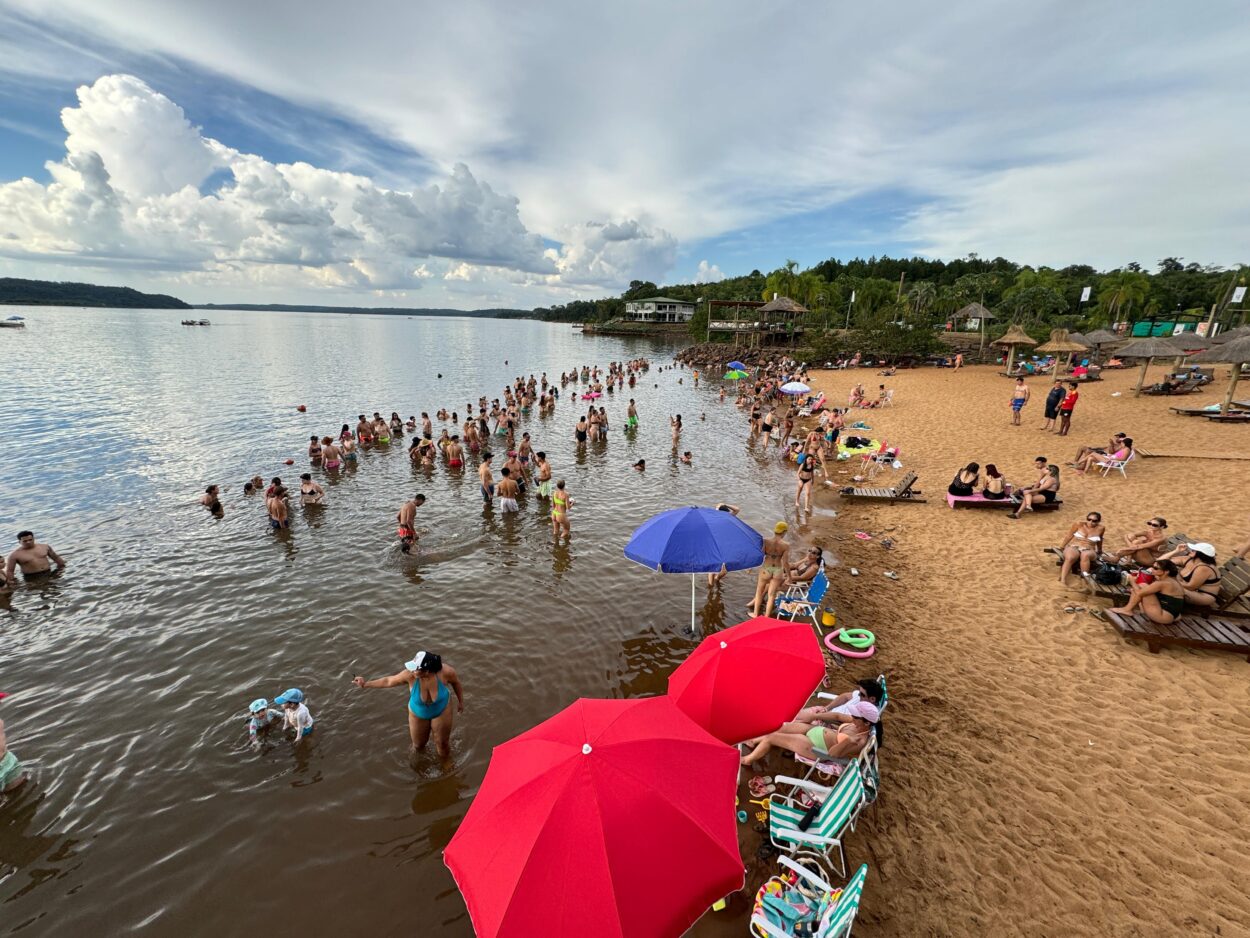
xmin=1158 ymin=543 xmax=1221 ymax=609
xmin=307 ymin=435 xmax=323 ymax=463
xmin=1058 ymin=511 xmax=1105 ymax=585
xmin=1109 ymin=559 xmax=1186 ymax=624
xmin=1010 ymin=464 xmax=1059 ymax=518
xmin=550 ymin=480 xmax=572 ymax=542
xmin=321 ymin=437 xmax=342 ymax=471
xmin=739 ymin=703 xmax=873 ymax=767
xmin=353 ymin=651 xmax=464 ymax=761
xmin=981 ymin=464 xmax=1007 ymax=499
xmin=298 ymin=472 xmax=324 ymax=505
xmin=390 ymin=412 xmax=404 ymax=437
xmin=795 ymin=452 xmax=816 ymax=511
xmin=749 ymin=522 xmax=791 ymax=617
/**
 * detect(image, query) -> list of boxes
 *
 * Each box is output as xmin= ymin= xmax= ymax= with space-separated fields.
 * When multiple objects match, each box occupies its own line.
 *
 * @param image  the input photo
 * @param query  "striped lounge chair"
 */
xmin=769 ymin=760 xmax=867 ymax=878
xmin=750 ymin=859 xmax=870 ymax=938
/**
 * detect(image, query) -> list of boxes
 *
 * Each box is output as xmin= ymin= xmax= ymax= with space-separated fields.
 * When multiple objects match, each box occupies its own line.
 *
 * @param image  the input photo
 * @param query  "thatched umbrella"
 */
xmin=1067 ymin=331 xmax=1092 ymax=348
xmin=1084 ymin=328 xmax=1119 ymax=345
xmin=1188 ymin=336 xmax=1250 ymax=415
xmin=955 ymin=302 xmax=996 ymax=351
xmin=758 ymin=296 xmax=809 ymax=316
xmin=991 ymin=323 xmax=1036 ymax=372
xmin=1211 ymin=324 xmax=1250 ymax=344
xmin=1112 ymin=335 xmax=1190 ymax=396
xmin=1035 ymin=329 xmax=1091 ymax=376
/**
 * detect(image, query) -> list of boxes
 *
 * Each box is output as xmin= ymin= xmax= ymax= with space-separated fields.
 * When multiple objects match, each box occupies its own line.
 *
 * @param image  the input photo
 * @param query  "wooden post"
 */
xmin=1133 ymin=358 xmax=1151 ymax=397
xmin=1221 ymin=368 xmax=1241 ymax=416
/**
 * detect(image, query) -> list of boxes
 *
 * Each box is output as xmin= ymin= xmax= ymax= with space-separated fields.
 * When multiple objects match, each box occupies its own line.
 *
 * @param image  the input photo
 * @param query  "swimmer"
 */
xmin=406 ymin=415 xmax=417 ymax=430
xmin=249 ymin=474 xmax=265 ymax=491
xmin=478 ymin=454 xmax=495 ymax=504
xmin=497 ymin=467 xmax=520 ymax=512
xmin=534 ymin=451 xmax=553 ymax=497
xmin=265 ymin=476 xmax=282 ymax=499
xmin=0 ymin=700 xmax=28 ymax=795
xmin=680 ymin=451 xmax=692 ymax=465
xmin=200 ymin=485 xmax=223 ymax=517
xmin=298 ymin=473 xmax=324 ymax=505
xmin=445 ymin=435 xmax=465 ymax=468
xmin=274 ymin=689 xmax=314 ymax=740
xmin=246 ymin=698 xmax=284 ymax=746
xmin=5 ymin=531 xmax=65 ymax=583
xmin=396 ymin=493 xmax=426 ymax=553
xmin=503 ymin=451 xmax=527 ymax=492
xmin=353 ymin=652 xmax=464 ymax=761
xmin=633 ymin=459 xmax=646 ymax=472
xmin=421 ymin=412 xmax=433 ymax=439
xmin=308 ymin=435 xmax=323 ymax=461
xmin=551 ymin=479 xmax=572 ymax=541
xmin=267 ymin=486 xmax=290 ymax=530
xmin=243 ymin=481 xmax=256 ymax=495
xmin=321 ymin=436 xmax=342 ymax=470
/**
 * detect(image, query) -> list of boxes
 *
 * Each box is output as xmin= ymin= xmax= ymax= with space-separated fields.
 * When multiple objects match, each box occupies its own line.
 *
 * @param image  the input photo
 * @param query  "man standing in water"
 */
xmin=478 ymin=453 xmax=495 ymax=505
xmin=396 ymin=493 xmax=426 ymax=553
xmin=5 ymin=531 xmax=65 ymax=583
xmin=497 ymin=468 xmax=520 ymax=513
xmin=266 ymin=486 xmax=290 ymax=530
xmin=626 ymin=399 xmax=639 ymax=429
xmin=534 ymin=451 xmax=553 ymax=498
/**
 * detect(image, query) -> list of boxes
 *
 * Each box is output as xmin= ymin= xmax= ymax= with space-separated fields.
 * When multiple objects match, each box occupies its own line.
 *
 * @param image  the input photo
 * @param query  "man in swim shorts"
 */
xmin=445 ymin=435 xmax=464 ymax=468
xmin=1010 ymin=377 xmax=1030 ymax=426
xmin=5 ymin=531 xmax=65 ymax=583
xmin=396 ymin=493 xmax=426 ymax=553
xmin=266 ymin=486 xmax=290 ymax=530
xmin=497 ymin=468 xmax=520 ymax=512
xmin=478 ymin=454 xmax=495 ymax=504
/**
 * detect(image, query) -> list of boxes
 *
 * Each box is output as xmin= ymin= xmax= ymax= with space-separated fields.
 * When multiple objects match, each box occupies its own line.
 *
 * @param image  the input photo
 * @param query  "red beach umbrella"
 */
xmin=444 ymin=696 xmax=743 ymax=938
xmin=668 ymin=616 xmax=826 ymax=744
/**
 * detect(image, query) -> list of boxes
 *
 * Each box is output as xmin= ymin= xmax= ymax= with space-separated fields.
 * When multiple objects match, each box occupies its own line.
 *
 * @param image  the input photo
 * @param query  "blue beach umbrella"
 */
xmin=624 ymin=506 xmax=764 ymax=632
xmin=727 ymin=360 xmax=748 ymax=371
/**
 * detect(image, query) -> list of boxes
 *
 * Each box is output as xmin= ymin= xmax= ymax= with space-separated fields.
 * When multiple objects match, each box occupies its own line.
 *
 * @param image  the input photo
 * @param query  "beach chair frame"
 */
xmin=769 ymin=764 xmax=867 ymax=878
xmin=750 ymin=860 xmax=869 ymax=938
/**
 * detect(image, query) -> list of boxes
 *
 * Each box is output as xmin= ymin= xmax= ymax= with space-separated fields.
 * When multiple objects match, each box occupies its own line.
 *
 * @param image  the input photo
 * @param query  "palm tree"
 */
xmin=906 ymin=281 xmax=937 ymax=316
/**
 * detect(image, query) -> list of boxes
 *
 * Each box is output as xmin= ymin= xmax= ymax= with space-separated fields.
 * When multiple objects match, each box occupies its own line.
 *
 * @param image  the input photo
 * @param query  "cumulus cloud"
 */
xmin=0 ymin=74 xmax=598 ymax=294
xmin=548 ymin=219 xmax=677 ymax=287
xmin=693 ymin=260 xmax=725 ymax=284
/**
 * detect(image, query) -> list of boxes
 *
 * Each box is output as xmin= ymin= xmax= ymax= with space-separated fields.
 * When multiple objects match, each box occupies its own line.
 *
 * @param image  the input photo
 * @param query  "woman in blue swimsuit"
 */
xmin=353 ymin=651 xmax=463 ymax=759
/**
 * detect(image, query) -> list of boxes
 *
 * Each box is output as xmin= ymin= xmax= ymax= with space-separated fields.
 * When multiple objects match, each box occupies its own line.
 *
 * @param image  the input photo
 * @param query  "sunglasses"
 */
xmin=1146 ymin=521 xmax=1163 ymax=527
xmin=1086 ymin=517 xmax=1099 ymax=522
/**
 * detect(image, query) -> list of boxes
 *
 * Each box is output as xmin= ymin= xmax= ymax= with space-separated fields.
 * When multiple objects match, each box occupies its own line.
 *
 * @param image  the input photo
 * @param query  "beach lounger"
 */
xmin=839 ymin=471 xmax=925 ymax=504
xmin=776 ymin=569 xmax=831 ymax=633
xmin=1103 ymin=610 xmax=1250 ymax=661
xmin=1170 ymin=400 xmax=1250 ymax=417
xmin=750 ymin=861 xmax=869 ymax=938
xmin=1206 ymin=411 xmax=1250 ymax=423
xmin=769 ymin=760 xmax=868 ymax=878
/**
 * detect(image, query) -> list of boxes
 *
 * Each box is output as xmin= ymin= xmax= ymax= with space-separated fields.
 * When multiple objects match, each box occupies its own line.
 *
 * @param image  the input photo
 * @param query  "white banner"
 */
xmin=1232 ymin=285 xmax=1247 ymax=304
xmin=1080 ymin=286 xmax=1092 ymax=303
xmin=850 ymin=290 xmax=856 ymax=303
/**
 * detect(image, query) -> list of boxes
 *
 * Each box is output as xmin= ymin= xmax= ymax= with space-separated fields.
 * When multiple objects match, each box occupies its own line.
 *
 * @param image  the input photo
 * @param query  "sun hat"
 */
xmin=1186 ymin=543 xmax=1216 ymax=557
xmin=248 ymin=698 xmax=268 ymax=713
xmin=274 ymin=688 xmax=304 ymax=705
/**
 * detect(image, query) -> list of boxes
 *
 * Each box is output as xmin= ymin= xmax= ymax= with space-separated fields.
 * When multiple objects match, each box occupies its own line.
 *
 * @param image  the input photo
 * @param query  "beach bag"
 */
xmin=1093 ymin=563 xmax=1123 ymax=586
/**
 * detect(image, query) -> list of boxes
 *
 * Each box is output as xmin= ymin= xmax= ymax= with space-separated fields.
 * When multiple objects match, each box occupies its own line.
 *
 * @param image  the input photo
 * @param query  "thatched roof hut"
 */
xmin=1188 ymin=336 xmax=1250 ymax=414
xmin=1083 ymin=328 xmax=1119 ymax=345
xmin=758 ymin=296 xmax=809 ymax=317
xmin=1211 ymin=324 xmax=1250 ymax=344
xmin=1067 ymin=331 xmax=1092 ymax=348
xmin=1113 ymin=335 xmax=1191 ymax=396
xmin=954 ymin=302 xmax=995 ymax=323
xmin=991 ymin=324 xmax=1037 ymax=348
xmin=1034 ymin=329 xmax=1089 ymax=355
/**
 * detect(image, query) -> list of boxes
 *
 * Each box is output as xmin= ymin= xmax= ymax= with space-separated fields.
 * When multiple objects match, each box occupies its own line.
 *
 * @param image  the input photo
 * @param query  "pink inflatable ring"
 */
xmin=824 ymin=628 xmax=876 ymax=658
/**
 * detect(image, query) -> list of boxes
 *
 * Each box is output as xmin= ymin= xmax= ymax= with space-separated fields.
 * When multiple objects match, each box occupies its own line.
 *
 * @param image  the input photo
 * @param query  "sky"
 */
xmin=0 ymin=1 xmax=1247 ymax=309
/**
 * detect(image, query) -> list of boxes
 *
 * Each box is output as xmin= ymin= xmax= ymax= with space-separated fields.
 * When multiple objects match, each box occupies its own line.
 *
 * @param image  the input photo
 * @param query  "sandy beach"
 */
xmin=791 ymin=363 xmax=1250 ymax=936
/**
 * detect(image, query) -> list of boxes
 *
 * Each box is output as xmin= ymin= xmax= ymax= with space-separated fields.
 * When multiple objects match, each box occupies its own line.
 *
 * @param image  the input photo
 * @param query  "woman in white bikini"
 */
xmin=1058 ymin=511 xmax=1105 ymax=585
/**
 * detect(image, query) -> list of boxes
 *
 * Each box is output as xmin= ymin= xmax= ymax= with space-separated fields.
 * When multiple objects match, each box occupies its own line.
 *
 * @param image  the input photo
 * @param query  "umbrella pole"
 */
xmin=690 ymin=574 xmax=698 ymax=636
xmin=1222 ymin=369 xmax=1241 ymax=416
xmin=1133 ymin=358 xmax=1150 ymax=397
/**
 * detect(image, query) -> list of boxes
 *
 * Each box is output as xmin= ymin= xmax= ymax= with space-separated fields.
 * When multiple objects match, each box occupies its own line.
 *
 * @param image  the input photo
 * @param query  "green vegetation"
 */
xmin=0 ymin=277 xmax=191 ymax=309
xmin=544 ymin=256 xmax=1249 ymax=347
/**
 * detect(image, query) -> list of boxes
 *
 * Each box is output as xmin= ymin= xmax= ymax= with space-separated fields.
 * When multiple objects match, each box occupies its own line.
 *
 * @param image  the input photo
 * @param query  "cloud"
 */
xmin=0 ymin=74 xmax=592 ymax=295
xmin=549 ymin=219 xmax=677 ymax=287
xmin=693 ymin=260 xmax=725 ymax=284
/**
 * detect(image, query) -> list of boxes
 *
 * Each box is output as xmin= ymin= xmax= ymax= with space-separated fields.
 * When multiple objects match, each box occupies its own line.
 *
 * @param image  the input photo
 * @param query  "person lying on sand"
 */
xmin=1109 ymin=559 xmax=1185 ymax=624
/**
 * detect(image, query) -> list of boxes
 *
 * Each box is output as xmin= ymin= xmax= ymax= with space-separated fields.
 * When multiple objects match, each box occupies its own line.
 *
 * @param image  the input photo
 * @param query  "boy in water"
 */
xmin=274 ymin=689 xmax=315 ymax=740
xmin=396 ymin=494 xmax=426 ymax=553
xmin=0 ymin=693 xmax=27 ymax=796
xmin=246 ymin=698 xmax=284 ymax=746
xmin=497 ymin=468 xmax=520 ymax=512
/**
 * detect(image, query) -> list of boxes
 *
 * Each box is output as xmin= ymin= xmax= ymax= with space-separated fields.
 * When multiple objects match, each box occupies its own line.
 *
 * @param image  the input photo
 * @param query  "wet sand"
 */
xmin=792 ymin=364 xmax=1250 ymax=936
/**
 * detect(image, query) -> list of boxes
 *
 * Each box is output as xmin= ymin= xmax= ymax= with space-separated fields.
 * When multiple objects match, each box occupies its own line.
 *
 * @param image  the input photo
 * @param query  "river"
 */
xmin=0 ymin=307 xmax=819 ymax=935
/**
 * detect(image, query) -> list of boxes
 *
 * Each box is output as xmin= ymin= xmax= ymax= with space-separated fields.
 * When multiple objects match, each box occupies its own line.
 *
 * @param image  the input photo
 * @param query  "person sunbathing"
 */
xmin=1106 ymin=356 xmax=1124 ymax=368
xmin=1058 ymin=512 xmax=1105 ymax=585
xmin=786 ymin=547 xmax=824 ymax=586
xmin=1072 ymin=438 xmax=1132 ymax=474
xmin=1072 ymin=433 xmax=1128 ymax=464
xmin=1106 ymin=517 xmax=1169 ymax=565
xmin=1109 ymin=559 xmax=1186 ymax=624
xmin=740 ymin=700 xmax=876 ymax=767
xmin=792 ymin=679 xmax=883 ymax=726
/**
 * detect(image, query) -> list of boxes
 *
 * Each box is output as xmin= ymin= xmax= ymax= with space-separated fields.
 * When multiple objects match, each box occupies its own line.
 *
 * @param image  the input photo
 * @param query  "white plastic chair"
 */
xmin=1098 ymin=449 xmax=1134 ymax=478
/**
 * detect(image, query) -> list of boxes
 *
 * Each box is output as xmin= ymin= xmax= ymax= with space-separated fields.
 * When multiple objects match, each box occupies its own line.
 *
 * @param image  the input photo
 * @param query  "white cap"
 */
xmin=404 ymin=651 xmax=427 ymax=672
xmin=1186 ymin=543 xmax=1216 ymax=557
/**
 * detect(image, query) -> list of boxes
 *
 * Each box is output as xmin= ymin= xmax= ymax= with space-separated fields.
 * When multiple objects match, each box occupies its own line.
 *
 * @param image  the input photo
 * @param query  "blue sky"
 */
xmin=1 ymin=1 xmax=1246 ymax=307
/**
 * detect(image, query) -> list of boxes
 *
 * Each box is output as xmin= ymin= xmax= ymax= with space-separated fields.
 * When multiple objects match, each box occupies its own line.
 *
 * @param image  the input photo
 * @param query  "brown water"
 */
xmin=0 ymin=308 xmax=825 ymax=935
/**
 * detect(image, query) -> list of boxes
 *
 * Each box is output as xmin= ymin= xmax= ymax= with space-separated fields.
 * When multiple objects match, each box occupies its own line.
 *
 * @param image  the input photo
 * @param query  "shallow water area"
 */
xmin=0 ymin=308 xmax=811 ymax=935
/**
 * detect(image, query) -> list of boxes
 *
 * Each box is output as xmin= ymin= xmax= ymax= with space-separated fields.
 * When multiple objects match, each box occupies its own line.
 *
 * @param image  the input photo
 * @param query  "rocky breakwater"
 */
xmin=675 ymin=342 xmax=793 ymax=369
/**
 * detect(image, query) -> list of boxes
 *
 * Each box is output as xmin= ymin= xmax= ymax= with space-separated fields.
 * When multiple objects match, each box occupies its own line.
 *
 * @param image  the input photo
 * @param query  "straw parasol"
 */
xmin=1067 ymin=331 xmax=1092 ymax=348
xmin=1084 ymin=328 xmax=1120 ymax=347
xmin=1111 ymin=335 xmax=1191 ymax=396
xmin=991 ymin=323 xmax=1037 ymax=371
xmin=1211 ymin=324 xmax=1250 ymax=344
xmin=1034 ymin=328 xmax=1091 ymax=375
xmin=1188 ymin=335 xmax=1250 ymax=415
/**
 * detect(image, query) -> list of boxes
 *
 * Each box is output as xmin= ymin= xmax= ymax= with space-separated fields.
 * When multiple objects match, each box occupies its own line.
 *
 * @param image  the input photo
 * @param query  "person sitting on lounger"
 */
xmin=1072 ymin=432 xmax=1128 ymax=465
xmin=1106 ymin=517 xmax=1169 ymax=565
xmin=1109 ymin=559 xmax=1186 ymax=624
xmin=1106 ymin=356 xmax=1124 ymax=368
xmin=947 ymin=462 xmax=981 ymax=497
xmin=1158 ymin=542 xmax=1221 ymax=609
xmin=739 ymin=699 xmax=876 ymax=767
xmin=981 ymin=464 xmax=1007 ymax=500
xmin=1058 ymin=512 xmax=1105 ymax=585
xmin=1010 ymin=463 xmax=1060 ymax=518
xmin=792 ymin=679 xmax=883 ymax=726
xmin=787 ymin=547 xmax=824 ymax=587
xmin=1072 ymin=438 xmax=1132 ymax=474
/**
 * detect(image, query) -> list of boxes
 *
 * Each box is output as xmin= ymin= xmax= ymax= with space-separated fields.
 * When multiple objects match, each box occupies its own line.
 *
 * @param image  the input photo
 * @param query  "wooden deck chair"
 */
xmin=750 ymin=861 xmax=869 ymax=938
xmin=769 ymin=761 xmax=867 ymax=878
xmin=1103 ymin=610 xmax=1250 ymax=661
xmin=838 ymin=471 xmax=925 ymax=504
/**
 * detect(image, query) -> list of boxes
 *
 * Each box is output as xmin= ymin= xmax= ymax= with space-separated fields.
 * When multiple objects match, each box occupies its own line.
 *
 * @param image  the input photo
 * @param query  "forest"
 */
xmin=0 ymin=278 xmax=192 ymax=309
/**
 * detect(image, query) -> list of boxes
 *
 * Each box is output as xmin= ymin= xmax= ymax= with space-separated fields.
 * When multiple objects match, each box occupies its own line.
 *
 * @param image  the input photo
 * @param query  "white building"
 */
xmin=623 ymin=297 xmax=695 ymax=323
